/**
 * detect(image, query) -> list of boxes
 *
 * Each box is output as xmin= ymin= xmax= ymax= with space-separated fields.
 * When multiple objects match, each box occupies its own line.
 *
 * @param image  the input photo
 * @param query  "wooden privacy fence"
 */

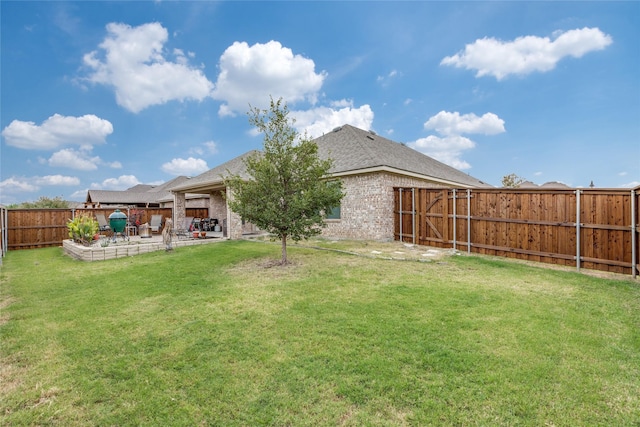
xmin=394 ymin=187 xmax=639 ymax=277
xmin=5 ymin=207 xmax=209 ymax=250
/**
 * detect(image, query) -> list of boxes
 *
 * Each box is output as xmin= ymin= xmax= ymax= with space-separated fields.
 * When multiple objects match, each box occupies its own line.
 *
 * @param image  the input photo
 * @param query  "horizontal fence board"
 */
xmin=6 ymin=207 xmax=210 ymax=250
xmin=395 ymin=187 xmax=639 ymax=277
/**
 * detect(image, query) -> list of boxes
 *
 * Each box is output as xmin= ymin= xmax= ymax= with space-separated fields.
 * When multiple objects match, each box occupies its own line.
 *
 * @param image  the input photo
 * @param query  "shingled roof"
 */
xmin=169 ymin=150 xmax=260 ymax=194
xmin=170 ymin=125 xmax=490 ymax=193
xmin=86 ymin=176 xmax=195 ymax=206
xmin=315 ymin=125 xmax=489 ymax=187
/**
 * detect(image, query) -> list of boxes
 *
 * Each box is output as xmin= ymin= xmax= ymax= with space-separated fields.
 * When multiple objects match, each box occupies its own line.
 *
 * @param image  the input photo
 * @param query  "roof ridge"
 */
xmin=340 ymin=125 xmax=385 ymax=166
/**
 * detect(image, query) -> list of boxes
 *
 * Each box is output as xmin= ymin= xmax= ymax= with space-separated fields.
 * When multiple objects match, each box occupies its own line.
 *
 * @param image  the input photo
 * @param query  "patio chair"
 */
xmin=149 ymin=215 xmax=163 ymax=233
xmin=173 ymin=216 xmax=193 ymax=239
xmin=95 ymin=213 xmax=110 ymax=232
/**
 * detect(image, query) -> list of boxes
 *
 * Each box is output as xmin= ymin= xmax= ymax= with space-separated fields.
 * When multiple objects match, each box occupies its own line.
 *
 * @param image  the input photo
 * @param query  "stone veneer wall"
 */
xmin=322 ymin=172 xmax=447 ymax=241
xmin=224 ymin=189 xmax=244 ymax=239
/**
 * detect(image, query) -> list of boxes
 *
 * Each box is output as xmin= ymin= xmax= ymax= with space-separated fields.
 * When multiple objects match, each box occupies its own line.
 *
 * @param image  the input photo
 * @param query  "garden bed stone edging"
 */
xmin=63 ymin=235 xmax=224 ymax=262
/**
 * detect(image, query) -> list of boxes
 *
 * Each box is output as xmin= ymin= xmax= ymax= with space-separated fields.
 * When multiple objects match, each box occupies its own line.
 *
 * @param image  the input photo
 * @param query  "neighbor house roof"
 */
xmin=170 ymin=125 xmax=491 ymax=194
xmin=514 ymin=181 xmax=572 ymax=189
xmin=86 ymin=176 xmax=199 ymax=206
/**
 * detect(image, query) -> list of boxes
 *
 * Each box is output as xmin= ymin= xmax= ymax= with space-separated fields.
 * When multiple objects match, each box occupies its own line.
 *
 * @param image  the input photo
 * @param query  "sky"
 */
xmin=1 ymin=1 xmax=639 ymax=205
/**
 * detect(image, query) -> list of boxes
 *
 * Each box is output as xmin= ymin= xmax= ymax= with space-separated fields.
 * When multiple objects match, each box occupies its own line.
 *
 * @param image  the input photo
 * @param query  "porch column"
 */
xmin=173 ymin=192 xmax=186 ymax=230
xmin=225 ymin=187 xmax=243 ymax=240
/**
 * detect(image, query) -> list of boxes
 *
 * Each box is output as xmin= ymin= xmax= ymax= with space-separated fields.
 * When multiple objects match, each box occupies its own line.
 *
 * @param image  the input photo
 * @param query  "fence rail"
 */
xmin=394 ymin=187 xmax=639 ymax=277
xmin=5 ymin=207 xmax=209 ymax=251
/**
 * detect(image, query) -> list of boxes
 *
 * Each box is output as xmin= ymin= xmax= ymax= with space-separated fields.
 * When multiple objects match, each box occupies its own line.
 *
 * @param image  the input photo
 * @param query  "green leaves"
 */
xmin=67 ymin=214 xmax=99 ymax=246
xmin=225 ymin=97 xmax=344 ymax=263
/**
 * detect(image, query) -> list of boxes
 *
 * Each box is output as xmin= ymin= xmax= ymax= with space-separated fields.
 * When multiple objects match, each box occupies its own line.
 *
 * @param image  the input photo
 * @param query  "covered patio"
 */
xmin=168 ymin=151 xmax=259 ymax=241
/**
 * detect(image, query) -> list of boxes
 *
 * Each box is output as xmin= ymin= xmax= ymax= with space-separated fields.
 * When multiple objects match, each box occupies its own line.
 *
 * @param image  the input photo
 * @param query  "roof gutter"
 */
xmin=170 ymin=179 xmax=226 ymax=194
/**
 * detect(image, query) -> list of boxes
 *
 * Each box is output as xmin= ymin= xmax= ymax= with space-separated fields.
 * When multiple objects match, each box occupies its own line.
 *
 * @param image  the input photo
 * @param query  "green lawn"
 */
xmin=1 ymin=240 xmax=638 ymax=426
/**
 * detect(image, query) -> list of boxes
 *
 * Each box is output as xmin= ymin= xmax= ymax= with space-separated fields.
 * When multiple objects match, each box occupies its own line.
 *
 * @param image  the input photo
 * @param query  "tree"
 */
xmin=224 ymin=98 xmax=344 ymax=265
xmin=501 ymin=173 xmax=525 ymax=188
xmin=8 ymin=196 xmax=69 ymax=209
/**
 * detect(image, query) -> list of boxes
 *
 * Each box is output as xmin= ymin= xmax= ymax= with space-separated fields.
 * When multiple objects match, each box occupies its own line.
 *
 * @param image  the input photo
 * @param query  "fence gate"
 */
xmin=394 ymin=188 xmax=452 ymax=247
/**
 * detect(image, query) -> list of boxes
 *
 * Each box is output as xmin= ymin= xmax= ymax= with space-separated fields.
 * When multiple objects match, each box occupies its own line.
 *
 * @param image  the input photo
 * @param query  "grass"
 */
xmin=1 ymin=240 xmax=639 ymax=426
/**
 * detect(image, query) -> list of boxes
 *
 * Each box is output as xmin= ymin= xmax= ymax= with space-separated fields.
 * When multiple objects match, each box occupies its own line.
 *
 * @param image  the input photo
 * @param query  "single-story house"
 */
xmin=169 ymin=124 xmax=491 ymax=241
xmin=83 ymin=176 xmax=209 ymax=209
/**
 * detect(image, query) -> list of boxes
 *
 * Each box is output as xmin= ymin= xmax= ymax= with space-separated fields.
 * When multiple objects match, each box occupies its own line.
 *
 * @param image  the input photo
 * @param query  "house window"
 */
xmin=326 ymin=204 xmax=341 ymax=220
xmin=325 ymin=179 xmax=342 ymax=220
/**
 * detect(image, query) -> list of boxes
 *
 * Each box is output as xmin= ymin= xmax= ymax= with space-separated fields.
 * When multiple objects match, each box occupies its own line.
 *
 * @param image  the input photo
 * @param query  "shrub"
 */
xmin=67 ymin=215 xmax=99 ymax=246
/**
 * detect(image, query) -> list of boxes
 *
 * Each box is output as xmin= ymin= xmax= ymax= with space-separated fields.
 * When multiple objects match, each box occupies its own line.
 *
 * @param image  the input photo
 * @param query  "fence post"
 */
xmin=576 ymin=190 xmax=581 ymax=272
xmin=399 ymin=188 xmax=403 ymax=243
xmin=412 ymin=188 xmax=416 ymax=245
xmin=452 ymin=189 xmax=457 ymax=250
xmin=467 ymin=189 xmax=471 ymax=253
xmin=1 ymin=206 xmax=7 ymax=261
xmin=632 ymin=189 xmax=637 ymax=279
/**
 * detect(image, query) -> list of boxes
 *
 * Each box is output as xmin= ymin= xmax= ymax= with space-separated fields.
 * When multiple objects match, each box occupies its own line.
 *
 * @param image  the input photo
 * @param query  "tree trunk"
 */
xmin=281 ymin=234 xmax=288 ymax=265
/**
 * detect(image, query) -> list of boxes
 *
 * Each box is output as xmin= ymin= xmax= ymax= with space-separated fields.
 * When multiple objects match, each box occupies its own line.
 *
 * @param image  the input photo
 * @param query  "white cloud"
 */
xmin=69 ymin=189 xmax=90 ymax=200
xmin=34 ymin=175 xmax=81 ymax=186
xmin=620 ymin=181 xmax=640 ymax=188
xmin=377 ymin=69 xmax=399 ymax=86
xmin=49 ymin=148 xmax=100 ymax=170
xmin=189 ymin=140 xmax=218 ymax=156
xmin=90 ymin=175 xmax=141 ymax=191
xmin=161 ymin=157 xmax=209 ymax=176
xmin=409 ymin=110 xmax=506 ymax=170
xmin=330 ymin=99 xmax=354 ymax=109
xmin=0 ymin=177 xmax=39 ymax=193
xmin=291 ymin=103 xmax=375 ymax=138
xmin=46 ymin=146 xmax=121 ymax=171
xmin=424 ymin=111 xmax=506 ymax=136
xmin=441 ymin=27 xmax=612 ymax=80
xmin=203 ymin=141 xmax=218 ymax=155
xmin=83 ymin=22 xmax=214 ymax=113
xmin=2 ymin=114 xmax=113 ymax=150
xmin=0 ymin=174 xmax=80 ymax=194
xmin=408 ymin=135 xmax=474 ymax=170
xmin=212 ymin=40 xmax=326 ymax=117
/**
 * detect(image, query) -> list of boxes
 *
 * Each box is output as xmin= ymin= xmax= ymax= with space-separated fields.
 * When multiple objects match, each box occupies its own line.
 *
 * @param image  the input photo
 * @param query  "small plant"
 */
xmin=99 ymin=236 xmax=110 ymax=247
xmin=67 ymin=215 xmax=100 ymax=246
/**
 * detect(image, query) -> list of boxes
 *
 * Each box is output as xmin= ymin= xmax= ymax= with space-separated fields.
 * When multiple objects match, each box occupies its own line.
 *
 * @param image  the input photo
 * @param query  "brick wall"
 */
xmin=322 ymin=172 xmax=447 ymax=241
xmin=208 ymin=190 xmax=227 ymax=222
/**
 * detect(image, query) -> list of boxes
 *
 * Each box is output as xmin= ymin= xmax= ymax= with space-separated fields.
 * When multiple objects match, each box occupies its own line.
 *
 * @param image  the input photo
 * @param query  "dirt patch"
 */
xmin=289 ymin=238 xmax=458 ymax=262
xmin=246 ymin=235 xmax=458 ymax=261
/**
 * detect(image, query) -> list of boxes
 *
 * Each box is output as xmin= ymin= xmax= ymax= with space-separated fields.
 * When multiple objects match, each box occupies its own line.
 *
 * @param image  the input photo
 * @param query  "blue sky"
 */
xmin=1 ymin=1 xmax=639 ymax=205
